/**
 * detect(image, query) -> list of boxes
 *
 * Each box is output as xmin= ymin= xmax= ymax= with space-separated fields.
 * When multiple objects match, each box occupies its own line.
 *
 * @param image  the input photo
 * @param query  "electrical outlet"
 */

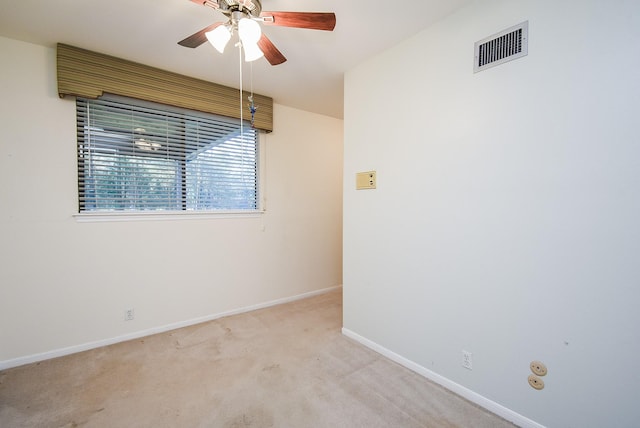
xmin=124 ymin=308 xmax=135 ymax=321
xmin=462 ymin=350 xmax=473 ymax=370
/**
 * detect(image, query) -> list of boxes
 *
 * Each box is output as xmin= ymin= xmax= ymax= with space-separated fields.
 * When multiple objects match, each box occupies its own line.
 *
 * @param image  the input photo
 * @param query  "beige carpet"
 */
xmin=0 ymin=289 xmax=515 ymax=427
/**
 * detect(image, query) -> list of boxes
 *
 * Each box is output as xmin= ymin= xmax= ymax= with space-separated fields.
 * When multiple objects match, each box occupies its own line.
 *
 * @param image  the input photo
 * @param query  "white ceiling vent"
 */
xmin=474 ymin=21 xmax=528 ymax=73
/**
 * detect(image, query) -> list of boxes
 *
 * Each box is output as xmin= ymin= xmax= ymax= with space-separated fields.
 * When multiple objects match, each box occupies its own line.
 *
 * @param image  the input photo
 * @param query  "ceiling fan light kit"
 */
xmin=180 ymin=0 xmax=336 ymax=65
xmin=205 ymin=13 xmax=263 ymax=61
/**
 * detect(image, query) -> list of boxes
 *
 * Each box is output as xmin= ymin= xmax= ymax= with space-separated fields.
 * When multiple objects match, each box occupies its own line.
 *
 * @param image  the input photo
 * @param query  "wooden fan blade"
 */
xmin=178 ymin=22 xmax=223 ymax=48
xmin=257 ymin=34 xmax=287 ymax=66
xmin=260 ymin=12 xmax=336 ymax=31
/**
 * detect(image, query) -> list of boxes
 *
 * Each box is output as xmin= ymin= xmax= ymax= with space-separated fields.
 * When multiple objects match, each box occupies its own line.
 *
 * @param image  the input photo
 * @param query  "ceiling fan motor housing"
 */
xmin=219 ymin=0 xmax=262 ymax=17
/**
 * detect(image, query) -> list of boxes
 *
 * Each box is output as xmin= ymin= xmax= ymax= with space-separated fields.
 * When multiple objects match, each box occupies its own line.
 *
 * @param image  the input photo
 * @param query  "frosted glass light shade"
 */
xmin=238 ymin=18 xmax=263 ymax=62
xmin=238 ymin=18 xmax=261 ymax=44
xmin=243 ymin=42 xmax=264 ymax=62
xmin=206 ymin=25 xmax=231 ymax=53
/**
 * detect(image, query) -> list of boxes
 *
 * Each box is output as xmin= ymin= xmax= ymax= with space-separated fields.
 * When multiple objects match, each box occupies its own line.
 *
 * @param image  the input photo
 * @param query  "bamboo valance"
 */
xmin=57 ymin=43 xmax=273 ymax=132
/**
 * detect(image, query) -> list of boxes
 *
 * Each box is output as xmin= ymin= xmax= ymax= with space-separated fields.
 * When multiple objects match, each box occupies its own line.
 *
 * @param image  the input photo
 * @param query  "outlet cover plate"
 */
xmin=530 ymin=360 xmax=547 ymax=376
xmin=528 ymin=374 xmax=545 ymax=390
xmin=462 ymin=350 xmax=473 ymax=370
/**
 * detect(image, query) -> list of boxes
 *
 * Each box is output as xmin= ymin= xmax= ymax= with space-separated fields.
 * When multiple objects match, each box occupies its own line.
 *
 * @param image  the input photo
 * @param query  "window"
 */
xmin=76 ymin=96 xmax=259 ymax=213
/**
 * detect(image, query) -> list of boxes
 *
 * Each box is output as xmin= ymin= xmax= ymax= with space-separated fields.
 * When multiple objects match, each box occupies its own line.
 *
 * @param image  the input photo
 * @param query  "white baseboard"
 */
xmin=0 ymin=285 xmax=342 ymax=371
xmin=341 ymin=328 xmax=545 ymax=428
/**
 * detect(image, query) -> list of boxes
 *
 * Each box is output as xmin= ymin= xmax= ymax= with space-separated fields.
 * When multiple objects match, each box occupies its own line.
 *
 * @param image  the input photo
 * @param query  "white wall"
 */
xmin=0 ymin=36 xmax=343 ymax=367
xmin=343 ymin=1 xmax=640 ymax=427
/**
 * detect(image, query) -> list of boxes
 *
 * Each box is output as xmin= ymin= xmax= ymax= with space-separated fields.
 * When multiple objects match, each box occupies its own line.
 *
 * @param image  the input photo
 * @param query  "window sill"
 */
xmin=73 ymin=210 xmax=264 ymax=223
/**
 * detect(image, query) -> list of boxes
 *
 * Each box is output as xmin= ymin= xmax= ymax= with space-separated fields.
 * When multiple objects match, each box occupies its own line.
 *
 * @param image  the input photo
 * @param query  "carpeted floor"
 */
xmin=0 ymin=289 xmax=515 ymax=427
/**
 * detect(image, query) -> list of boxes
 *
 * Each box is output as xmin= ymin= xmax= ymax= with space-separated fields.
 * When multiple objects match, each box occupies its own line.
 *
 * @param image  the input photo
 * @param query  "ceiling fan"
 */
xmin=178 ymin=0 xmax=337 ymax=65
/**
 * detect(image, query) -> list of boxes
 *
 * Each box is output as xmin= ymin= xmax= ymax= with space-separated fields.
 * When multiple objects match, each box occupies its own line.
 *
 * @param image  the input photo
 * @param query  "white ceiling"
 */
xmin=0 ymin=0 xmax=473 ymax=119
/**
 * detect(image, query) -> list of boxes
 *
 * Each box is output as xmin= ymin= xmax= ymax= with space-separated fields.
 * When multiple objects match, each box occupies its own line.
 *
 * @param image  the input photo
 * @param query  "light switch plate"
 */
xmin=356 ymin=171 xmax=376 ymax=190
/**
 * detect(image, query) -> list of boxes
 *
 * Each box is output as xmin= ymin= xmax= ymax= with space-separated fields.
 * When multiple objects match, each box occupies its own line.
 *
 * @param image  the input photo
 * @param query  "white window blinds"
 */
xmin=77 ymin=96 xmax=258 ymax=212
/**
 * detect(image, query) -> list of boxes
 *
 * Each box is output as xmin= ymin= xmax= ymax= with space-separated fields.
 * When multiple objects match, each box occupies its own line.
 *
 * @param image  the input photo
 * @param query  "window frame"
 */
xmin=73 ymin=94 xmax=265 ymax=222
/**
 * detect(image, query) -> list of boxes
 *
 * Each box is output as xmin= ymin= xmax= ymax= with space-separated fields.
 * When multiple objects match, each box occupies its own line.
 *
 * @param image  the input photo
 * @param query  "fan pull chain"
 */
xmin=238 ymin=41 xmax=244 ymax=141
xmin=248 ymin=61 xmax=257 ymax=128
xmin=238 ymin=41 xmax=248 ymax=186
